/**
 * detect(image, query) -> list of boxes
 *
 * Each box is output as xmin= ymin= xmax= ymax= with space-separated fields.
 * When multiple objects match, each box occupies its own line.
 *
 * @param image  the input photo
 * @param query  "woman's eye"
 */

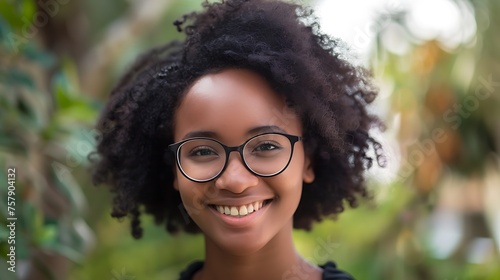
xmin=190 ymin=147 xmax=218 ymax=157
xmin=254 ymin=143 xmax=281 ymax=152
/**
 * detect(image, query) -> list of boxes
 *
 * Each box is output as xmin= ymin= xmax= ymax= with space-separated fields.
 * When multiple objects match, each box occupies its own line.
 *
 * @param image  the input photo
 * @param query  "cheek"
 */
xmin=285 ymin=152 xmax=308 ymax=184
xmin=272 ymin=165 xmax=304 ymax=201
xmin=276 ymin=155 xmax=306 ymax=199
xmin=176 ymin=178 xmax=221 ymax=223
xmin=177 ymin=180 xmax=205 ymax=215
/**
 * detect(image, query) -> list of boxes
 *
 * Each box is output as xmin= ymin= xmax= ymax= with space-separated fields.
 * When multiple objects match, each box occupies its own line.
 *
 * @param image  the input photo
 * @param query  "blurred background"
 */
xmin=0 ymin=0 xmax=499 ymax=279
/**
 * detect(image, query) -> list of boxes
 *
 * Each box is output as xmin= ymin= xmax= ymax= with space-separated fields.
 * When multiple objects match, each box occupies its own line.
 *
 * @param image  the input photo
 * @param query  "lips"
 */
xmin=210 ymin=199 xmax=272 ymax=217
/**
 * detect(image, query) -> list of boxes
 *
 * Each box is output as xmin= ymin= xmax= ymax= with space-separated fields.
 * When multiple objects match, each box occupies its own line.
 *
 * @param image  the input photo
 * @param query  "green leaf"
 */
xmin=38 ymin=224 xmax=58 ymax=247
xmin=14 ymin=229 xmax=29 ymax=260
xmin=53 ymin=72 xmax=74 ymax=109
xmin=51 ymin=161 xmax=87 ymax=213
xmin=0 ymin=0 xmax=36 ymax=31
xmin=3 ymin=68 xmax=35 ymax=89
xmin=47 ymin=243 xmax=84 ymax=263
xmin=20 ymin=203 xmax=38 ymax=239
xmin=0 ymin=224 xmax=8 ymax=241
xmin=57 ymin=104 xmax=98 ymax=123
xmin=23 ymin=45 xmax=55 ymax=68
xmin=0 ymin=17 xmax=12 ymax=42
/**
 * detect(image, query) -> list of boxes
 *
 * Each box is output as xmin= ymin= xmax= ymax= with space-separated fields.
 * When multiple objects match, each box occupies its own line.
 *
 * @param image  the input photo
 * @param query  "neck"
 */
xmin=196 ymin=221 xmax=321 ymax=280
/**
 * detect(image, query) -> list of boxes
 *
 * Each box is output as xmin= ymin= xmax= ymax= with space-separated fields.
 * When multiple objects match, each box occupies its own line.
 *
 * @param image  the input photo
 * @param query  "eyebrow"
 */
xmin=183 ymin=130 xmax=218 ymax=139
xmin=182 ymin=125 xmax=287 ymax=140
xmin=247 ymin=125 xmax=287 ymax=135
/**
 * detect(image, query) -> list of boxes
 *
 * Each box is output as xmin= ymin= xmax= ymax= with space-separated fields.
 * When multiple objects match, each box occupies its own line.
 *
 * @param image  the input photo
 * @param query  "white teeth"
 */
xmin=239 ymin=205 xmax=248 ymax=215
xmin=214 ymin=200 xmax=268 ymax=217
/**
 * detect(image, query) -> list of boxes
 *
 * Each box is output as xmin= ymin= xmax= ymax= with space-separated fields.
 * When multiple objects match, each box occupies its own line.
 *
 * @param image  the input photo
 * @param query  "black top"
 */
xmin=178 ymin=260 xmax=355 ymax=280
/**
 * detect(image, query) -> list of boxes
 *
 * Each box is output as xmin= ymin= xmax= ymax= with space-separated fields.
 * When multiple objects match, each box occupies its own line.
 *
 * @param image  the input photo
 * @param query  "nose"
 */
xmin=214 ymin=153 xmax=259 ymax=193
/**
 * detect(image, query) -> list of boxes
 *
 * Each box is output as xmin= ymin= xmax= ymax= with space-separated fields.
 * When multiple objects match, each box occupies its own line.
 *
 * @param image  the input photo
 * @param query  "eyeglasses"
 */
xmin=168 ymin=132 xmax=303 ymax=183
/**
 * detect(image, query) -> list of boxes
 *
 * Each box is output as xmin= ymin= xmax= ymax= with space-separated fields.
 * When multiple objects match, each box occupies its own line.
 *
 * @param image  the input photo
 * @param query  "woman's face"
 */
xmin=172 ymin=68 xmax=314 ymax=255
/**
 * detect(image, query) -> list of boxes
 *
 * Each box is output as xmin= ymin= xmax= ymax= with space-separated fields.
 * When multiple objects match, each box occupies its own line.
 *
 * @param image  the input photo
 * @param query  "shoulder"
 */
xmin=178 ymin=260 xmax=203 ymax=280
xmin=178 ymin=260 xmax=355 ymax=280
xmin=320 ymin=261 xmax=356 ymax=280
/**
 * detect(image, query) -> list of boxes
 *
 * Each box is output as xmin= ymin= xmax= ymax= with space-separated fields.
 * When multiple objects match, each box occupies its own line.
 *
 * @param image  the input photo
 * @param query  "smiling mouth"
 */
xmin=209 ymin=199 xmax=273 ymax=217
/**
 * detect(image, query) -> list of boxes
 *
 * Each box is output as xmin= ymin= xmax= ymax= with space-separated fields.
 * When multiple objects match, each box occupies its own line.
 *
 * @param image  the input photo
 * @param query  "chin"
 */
xmin=214 ymin=234 xmax=270 ymax=256
xmin=222 ymin=242 xmax=266 ymax=256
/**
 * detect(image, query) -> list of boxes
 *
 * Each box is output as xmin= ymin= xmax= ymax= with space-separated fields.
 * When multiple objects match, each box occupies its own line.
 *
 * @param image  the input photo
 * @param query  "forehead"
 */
xmin=173 ymin=69 xmax=302 ymax=142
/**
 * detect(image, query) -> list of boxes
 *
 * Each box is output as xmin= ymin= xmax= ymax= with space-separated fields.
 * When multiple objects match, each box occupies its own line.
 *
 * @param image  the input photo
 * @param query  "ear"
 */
xmin=302 ymin=156 xmax=315 ymax=183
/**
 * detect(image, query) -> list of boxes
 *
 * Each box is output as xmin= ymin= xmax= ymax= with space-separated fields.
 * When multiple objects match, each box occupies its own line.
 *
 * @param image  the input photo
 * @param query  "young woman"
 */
xmin=93 ymin=0 xmax=384 ymax=279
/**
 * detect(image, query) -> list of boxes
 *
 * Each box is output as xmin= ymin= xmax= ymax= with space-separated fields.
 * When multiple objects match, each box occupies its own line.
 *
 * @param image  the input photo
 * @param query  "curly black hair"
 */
xmin=92 ymin=0 xmax=385 ymax=239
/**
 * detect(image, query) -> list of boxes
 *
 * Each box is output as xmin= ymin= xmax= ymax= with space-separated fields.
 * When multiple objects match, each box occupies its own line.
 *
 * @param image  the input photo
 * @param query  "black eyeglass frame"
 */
xmin=168 ymin=132 xmax=303 ymax=183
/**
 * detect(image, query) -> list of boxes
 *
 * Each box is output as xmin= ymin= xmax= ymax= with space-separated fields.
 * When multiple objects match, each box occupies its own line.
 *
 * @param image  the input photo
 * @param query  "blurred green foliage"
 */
xmin=0 ymin=2 xmax=98 ymax=278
